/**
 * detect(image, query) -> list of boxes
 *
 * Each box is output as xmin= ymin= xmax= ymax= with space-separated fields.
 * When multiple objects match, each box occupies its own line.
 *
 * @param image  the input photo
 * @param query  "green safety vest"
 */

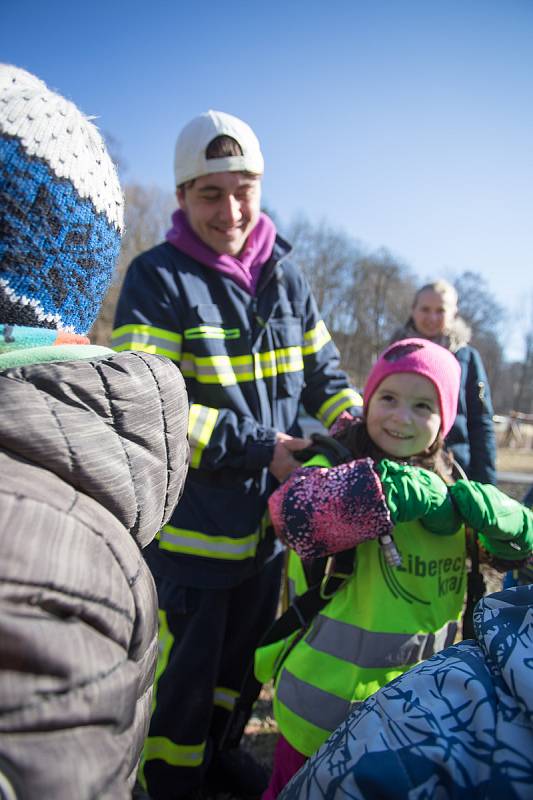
xmin=256 ymin=520 xmax=466 ymax=757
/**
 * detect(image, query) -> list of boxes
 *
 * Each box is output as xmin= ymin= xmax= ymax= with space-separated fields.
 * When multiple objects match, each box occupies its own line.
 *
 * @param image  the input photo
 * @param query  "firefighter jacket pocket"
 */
xmin=268 ymin=315 xmax=305 ymax=399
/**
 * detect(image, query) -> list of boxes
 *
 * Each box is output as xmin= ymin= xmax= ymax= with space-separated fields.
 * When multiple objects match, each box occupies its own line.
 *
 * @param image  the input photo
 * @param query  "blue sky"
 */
xmin=3 ymin=0 xmax=532 ymax=359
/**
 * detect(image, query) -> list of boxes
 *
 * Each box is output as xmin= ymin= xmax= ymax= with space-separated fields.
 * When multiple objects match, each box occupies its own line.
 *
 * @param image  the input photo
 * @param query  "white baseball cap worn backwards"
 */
xmin=174 ymin=110 xmax=264 ymax=187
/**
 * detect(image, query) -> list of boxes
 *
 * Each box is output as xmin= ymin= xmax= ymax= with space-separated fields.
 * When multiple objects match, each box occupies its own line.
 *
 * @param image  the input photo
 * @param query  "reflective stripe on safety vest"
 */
xmin=188 ymin=404 xmax=219 ymax=469
xmin=317 ymin=388 xmax=363 ymax=428
xmin=276 ymin=669 xmax=358 ymax=735
xmin=286 ymin=548 xmax=310 ymax=603
xmin=143 ymin=736 xmax=206 ymax=768
xmin=214 ymin=685 xmax=239 ymax=712
xmin=270 ymin=522 xmax=465 ymax=757
xmin=302 ymin=320 xmax=331 ymax=356
xmin=156 ymin=525 xmax=259 ymax=561
xmin=111 ymin=323 xmax=182 ymax=361
xmin=305 ymin=615 xmax=456 ymax=669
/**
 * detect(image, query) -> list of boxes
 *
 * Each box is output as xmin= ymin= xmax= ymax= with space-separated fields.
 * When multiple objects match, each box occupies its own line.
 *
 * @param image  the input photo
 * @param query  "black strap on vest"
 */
xmin=446 ymin=463 xmax=486 ymax=641
xmin=219 ymin=547 xmax=356 ymax=750
xmin=462 ymin=527 xmax=486 ymax=640
xmin=219 ymin=433 xmax=356 ymax=750
xmin=293 ymin=431 xmax=354 ymax=465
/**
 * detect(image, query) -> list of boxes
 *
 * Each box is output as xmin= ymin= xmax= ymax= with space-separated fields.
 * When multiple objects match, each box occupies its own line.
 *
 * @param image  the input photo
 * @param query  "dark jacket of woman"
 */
xmin=391 ymin=318 xmax=496 ymax=484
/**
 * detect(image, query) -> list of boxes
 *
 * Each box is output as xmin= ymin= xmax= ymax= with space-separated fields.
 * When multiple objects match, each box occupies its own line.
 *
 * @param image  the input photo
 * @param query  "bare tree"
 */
xmin=454 ymin=271 xmax=505 ymax=339
xmin=452 ymin=271 xmax=506 ymax=390
xmin=511 ymin=294 xmax=533 ymax=414
xmin=90 ymin=183 xmax=175 ymax=346
xmin=333 ymin=250 xmax=416 ymax=384
xmin=286 ymin=215 xmax=416 ymax=385
xmin=286 ymin=215 xmax=361 ymax=333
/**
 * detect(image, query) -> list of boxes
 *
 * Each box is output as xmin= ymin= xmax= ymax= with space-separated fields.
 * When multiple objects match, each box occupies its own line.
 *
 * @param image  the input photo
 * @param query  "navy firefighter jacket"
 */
xmin=112 ymin=235 xmax=362 ymax=588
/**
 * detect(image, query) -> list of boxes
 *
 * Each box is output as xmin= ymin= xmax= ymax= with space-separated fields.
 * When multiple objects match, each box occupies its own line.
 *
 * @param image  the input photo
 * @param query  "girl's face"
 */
xmin=366 ymin=373 xmax=441 ymax=458
xmin=411 ymin=289 xmax=457 ymax=338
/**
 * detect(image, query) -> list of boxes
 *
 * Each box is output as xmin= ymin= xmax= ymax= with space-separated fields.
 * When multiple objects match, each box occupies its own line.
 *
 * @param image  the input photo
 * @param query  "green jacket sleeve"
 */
xmin=376 ymin=460 xmax=460 ymax=534
xmin=450 ymin=481 xmax=533 ymax=561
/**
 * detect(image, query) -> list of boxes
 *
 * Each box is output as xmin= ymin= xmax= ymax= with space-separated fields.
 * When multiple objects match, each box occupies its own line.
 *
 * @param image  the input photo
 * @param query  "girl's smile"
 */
xmin=366 ymin=373 xmax=442 ymax=458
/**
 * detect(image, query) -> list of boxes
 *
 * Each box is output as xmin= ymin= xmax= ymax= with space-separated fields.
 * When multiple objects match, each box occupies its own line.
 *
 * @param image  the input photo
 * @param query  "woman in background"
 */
xmin=392 ymin=279 xmax=496 ymax=484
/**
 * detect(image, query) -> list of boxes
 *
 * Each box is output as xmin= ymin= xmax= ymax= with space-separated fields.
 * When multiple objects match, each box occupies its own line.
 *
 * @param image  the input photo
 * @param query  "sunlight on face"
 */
xmin=178 ymin=171 xmax=261 ymax=256
xmin=412 ymin=289 xmax=457 ymax=338
xmin=366 ymin=373 xmax=442 ymax=458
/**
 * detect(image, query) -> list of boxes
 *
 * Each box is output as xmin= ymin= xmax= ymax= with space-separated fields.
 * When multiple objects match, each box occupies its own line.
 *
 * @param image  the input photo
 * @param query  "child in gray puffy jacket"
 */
xmin=0 ymin=65 xmax=189 ymax=799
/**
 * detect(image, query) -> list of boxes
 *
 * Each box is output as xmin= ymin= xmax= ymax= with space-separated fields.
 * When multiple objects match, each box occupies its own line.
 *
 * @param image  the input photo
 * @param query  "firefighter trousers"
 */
xmin=142 ymin=552 xmax=283 ymax=800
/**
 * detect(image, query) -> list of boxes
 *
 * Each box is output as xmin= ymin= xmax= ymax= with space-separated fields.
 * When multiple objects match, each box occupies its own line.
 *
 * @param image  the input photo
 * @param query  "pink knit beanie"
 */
xmin=363 ymin=338 xmax=461 ymax=437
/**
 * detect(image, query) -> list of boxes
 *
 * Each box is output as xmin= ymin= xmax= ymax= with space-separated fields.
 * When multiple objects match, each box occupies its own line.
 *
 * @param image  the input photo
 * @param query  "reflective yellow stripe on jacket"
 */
xmin=302 ymin=320 xmax=332 ymax=356
xmin=111 ymin=321 xmax=339 ymax=392
xmin=317 ymin=388 xmax=363 ymax=428
xmin=213 ymin=685 xmax=239 ymax=712
xmin=156 ymin=526 xmax=259 ymax=561
xmin=143 ymin=736 xmax=206 ymax=768
xmin=152 ymin=610 xmax=174 ymax=714
xmin=188 ymin=404 xmax=219 ymax=469
xmin=180 ymin=347 xmax=304 ymax=386
xmin=111 ymin=323 xmax=182 ymax=362
xmin=141 ymin=611 xmax=206 ymax=779
xmin=184 ymin=325 xmax=240 ymax=340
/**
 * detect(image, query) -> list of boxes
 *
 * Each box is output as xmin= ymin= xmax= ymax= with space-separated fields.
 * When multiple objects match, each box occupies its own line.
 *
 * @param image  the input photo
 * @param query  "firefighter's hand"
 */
xmin=269 ymin=433 xmax=311 ymax=483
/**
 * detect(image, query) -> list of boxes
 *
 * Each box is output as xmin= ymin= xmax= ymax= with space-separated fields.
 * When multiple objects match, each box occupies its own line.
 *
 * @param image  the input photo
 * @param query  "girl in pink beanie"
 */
xmin=259 ymin=338 xmax=532 ymax=799
xmin=363 ymin=337 xmax=461 ymax=439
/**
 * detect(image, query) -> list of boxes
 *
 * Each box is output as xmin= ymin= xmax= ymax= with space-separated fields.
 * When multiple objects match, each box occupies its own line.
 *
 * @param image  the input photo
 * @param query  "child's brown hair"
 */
xmin=334 ymin=418 xmax=454 ymax=482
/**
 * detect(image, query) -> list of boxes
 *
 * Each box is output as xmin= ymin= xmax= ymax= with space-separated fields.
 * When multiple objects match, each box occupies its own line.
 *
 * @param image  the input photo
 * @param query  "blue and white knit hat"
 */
xmin=0 ymin=65 xmax=124 ymax=334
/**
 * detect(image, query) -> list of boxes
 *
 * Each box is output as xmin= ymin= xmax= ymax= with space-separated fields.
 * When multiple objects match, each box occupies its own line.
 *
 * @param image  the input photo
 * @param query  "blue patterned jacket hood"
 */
xmin=281 ymin=584 xmax=533 ymax=800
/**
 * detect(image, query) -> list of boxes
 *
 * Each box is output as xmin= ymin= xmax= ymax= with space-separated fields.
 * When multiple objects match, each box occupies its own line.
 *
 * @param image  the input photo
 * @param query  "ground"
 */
xmin=241 ymin=688 xmax=278 ymax=773
xmin=240 ymin=446 xmax=533 ymax=774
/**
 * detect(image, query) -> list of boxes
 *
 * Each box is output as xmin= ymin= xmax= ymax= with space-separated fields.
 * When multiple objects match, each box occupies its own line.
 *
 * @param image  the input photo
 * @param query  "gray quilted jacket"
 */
xmin=0 ymin=351 xmax=189 ymax=800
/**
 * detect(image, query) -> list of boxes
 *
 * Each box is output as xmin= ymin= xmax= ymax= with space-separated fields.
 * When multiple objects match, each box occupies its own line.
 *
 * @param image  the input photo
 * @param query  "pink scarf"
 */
xmin=166 ymin=209 xmax=277 ymax=295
